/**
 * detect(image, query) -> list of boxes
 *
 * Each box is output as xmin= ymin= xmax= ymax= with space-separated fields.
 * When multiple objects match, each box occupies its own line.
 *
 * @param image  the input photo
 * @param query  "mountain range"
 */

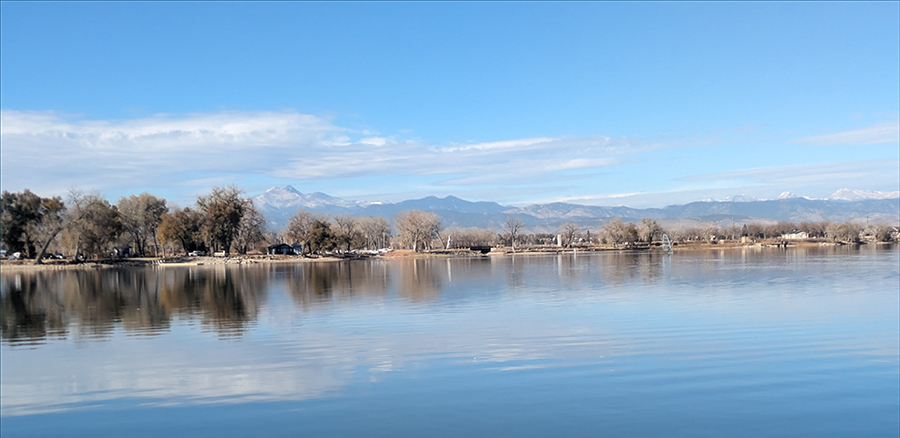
xmin=254 ymin=186 xmax=900 ymax=231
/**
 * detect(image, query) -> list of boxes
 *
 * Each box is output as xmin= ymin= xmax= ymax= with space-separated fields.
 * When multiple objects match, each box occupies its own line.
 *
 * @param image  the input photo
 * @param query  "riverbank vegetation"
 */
xmin=2 ymin=187 xmax=897 ymax=265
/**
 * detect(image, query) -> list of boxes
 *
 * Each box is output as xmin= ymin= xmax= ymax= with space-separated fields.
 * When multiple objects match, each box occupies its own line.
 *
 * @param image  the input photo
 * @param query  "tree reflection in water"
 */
xmin=396 ymin=259 xmax=441 ymax=302
xmin=284 ymin=261 xmax=391 ymax=310
xmin=1 ymin=252 xmax=720 ymax=346
xmin=1 ymin=266 xmax=269 ymax=345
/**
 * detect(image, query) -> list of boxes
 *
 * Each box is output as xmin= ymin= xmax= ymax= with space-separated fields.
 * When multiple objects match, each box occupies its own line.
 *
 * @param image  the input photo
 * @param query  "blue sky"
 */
xmin=1 ymin=2 xmax=898 ymax=207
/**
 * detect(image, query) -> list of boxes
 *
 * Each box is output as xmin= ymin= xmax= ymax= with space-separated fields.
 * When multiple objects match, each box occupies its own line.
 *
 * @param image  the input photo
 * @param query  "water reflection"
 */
xmin=0 ymin=247 xmax=898 ymax=432
xmin=284 ymin=261 xmax=391 ymax=309
xmin=3 ymin=246 xmax=897 ymax=346
xmin=0 ymin=273 xmax=68 ymax=345
xmin=1 ymin=266 xmax=270 ymax=345
xmin=396 ymin=259 xmax=442 ymax=301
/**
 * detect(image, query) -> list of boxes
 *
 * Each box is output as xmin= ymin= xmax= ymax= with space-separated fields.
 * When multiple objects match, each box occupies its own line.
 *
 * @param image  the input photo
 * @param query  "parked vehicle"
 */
xmin=188 ymin=250 xmax=205 ymax=257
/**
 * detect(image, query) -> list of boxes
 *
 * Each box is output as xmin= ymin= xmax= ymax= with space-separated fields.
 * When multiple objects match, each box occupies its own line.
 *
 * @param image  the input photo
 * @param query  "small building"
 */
xmin=291 ymin=243 xmax=303 ymax=255
xmin=470 ymin=245 xmax=492 ymax=254
xmin=268 ymin=243 xmax=293 ymax=255
xmin=781 ymin=231 xmax=809 ymax=240
xmin=112 ymin=245 xmax=132 ymax=258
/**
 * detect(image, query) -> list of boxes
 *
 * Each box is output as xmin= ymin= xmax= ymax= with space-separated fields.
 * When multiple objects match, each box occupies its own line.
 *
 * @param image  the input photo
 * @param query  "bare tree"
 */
xmin=766 ymin=221 xmax=795 ymax=239
xmin=743 ymin=223 xmax=765 ymax=239
xmin=64 ymin=191 xmax=121 ymax=259
xmin=602 ymin=218 xmax=638 ymax=248
xmin=117 ymin=193 xmax=167 ymax=256
xmin=504 ymin=217 xmax=524 ymax=252
xmin=826 ymin=221 xmax=862 ymax=243
xmin=443 ymin=226 xmax=496 ymax=248
xmin=157 ymin=207 xmax=203 ymax=255
xmin=358 ymin=216 xmax=391 ymax=250
xmin=233 ymin=201 xmax=267 ymax=254
xmin=825 ymin=222 xmax=843 ymax=242
xmin=283 ymin=209 xmax=322 ymax=254
xmin=703 ymin=224 xmax=720 ymax=243
xmin=723 ymin=224 xmax=741 ymax=241
xmin=395 ymin=210 xmax=441 ymax=252
xmin=639 ymin=218 xmax=664 ymax=243
xmin=31 ymin=196 xmax=67 ymax=264
xmin=843 ymin=221 xmax=862 ymax=243
xmin=560 ymin=222 xmax=580 ymax=248
xmin=332 ymin=215 xmax=359 ymax=252
xmin=870 ymin=223 xmax=897 ymax=242
xmin=799 ymin=221 xmax=827 ymax=238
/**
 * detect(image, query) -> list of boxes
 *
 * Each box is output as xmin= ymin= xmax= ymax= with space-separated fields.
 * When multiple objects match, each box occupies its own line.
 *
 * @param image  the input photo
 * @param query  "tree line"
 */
xmin=1 ymin=186 xmax=271 ymax=263
xmin=1 ymin=186 xmax=429 ymax=262
xmin=3 ymin=186 xmax=897 ymax=264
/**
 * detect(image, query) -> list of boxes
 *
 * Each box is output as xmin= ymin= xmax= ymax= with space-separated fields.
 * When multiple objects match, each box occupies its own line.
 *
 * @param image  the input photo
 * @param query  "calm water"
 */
xmin=1 ymin=247 xmax=898 ymax=437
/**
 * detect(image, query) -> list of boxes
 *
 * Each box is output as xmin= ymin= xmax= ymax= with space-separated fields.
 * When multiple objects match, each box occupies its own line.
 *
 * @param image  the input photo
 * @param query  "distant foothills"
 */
xmin=1 ymin=185 xmax=898 ymax=263
xmin=254 ymin=186 xmax=900 ymax=231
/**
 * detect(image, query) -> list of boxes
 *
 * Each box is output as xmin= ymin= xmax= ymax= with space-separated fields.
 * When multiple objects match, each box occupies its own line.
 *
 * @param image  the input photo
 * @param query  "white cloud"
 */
xmin=0 ymin=110 xmax=343 ymax=197
xmin=547 ymin=158 xmax=618 ymax=171
xmin=795 ymin=121 xmax=900 ymax=146
xmin=4 ymin=109 xmax=894 ymax=207
xmin=0 ymin=110 xmax=643 ymax=200
xmin=359 ymin=137 xmax=387 ymax=146
xmin=441 ymin=137 xmax=555 ymax=152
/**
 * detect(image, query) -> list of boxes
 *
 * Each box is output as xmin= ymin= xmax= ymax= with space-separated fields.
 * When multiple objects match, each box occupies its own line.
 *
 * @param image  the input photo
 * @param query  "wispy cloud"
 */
xmin=441 ymin=137 xmax=555 ymax=152
xmin=0 ymin=110 xmax=647 ymax=199
xmin=2 ymin=110 xmax=896 ymax=207
xmin=0 ymin=110 xmax=343 ymax=194
xmin=794 ymin=121 xmax=900 ymax=146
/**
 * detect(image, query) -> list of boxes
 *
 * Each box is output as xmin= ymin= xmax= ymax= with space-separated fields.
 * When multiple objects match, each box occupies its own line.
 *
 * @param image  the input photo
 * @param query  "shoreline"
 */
xmin=1 ymin=241 xmax=894 ymax=272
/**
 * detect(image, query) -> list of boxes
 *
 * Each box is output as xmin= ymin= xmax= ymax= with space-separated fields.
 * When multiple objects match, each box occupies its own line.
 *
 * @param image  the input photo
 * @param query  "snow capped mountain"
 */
xmin=724 ymin=194 xmax=760 ymax=202
xmin=698 ymin=189 xmax=897 ymax=203
xmin=253 ymin=185 xmax=370 ymax=210
xmin=827 ymin=188 xmax=900 ymax=201
xmin=701 ymin=194 xmax=761 ymax=202
xmin=250 ymin=186 xmax=899 ymax=230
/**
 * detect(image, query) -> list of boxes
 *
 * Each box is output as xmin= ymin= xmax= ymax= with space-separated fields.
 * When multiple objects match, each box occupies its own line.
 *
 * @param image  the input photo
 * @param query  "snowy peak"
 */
xmin=827 ymin=188 xmax=900 ymax=201
xmin=254 ymin=186 xmax=365 ymax=210
xmin=262 ymin=185 xmax=301 ymax=199
xmin=700 ymin=189 xmax=898 ymax=203
xmin=282 ymin=185 xmax=302 ymax=195
xmin=702 ymin=194 xmax=761 ymax=202
xmin=724 ymin=194 xmax=760 ymax=202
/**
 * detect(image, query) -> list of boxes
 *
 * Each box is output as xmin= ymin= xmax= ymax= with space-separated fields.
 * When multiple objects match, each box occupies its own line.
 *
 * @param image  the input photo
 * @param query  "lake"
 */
xmin=1 ymin=246 xmax=898 ymax=437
